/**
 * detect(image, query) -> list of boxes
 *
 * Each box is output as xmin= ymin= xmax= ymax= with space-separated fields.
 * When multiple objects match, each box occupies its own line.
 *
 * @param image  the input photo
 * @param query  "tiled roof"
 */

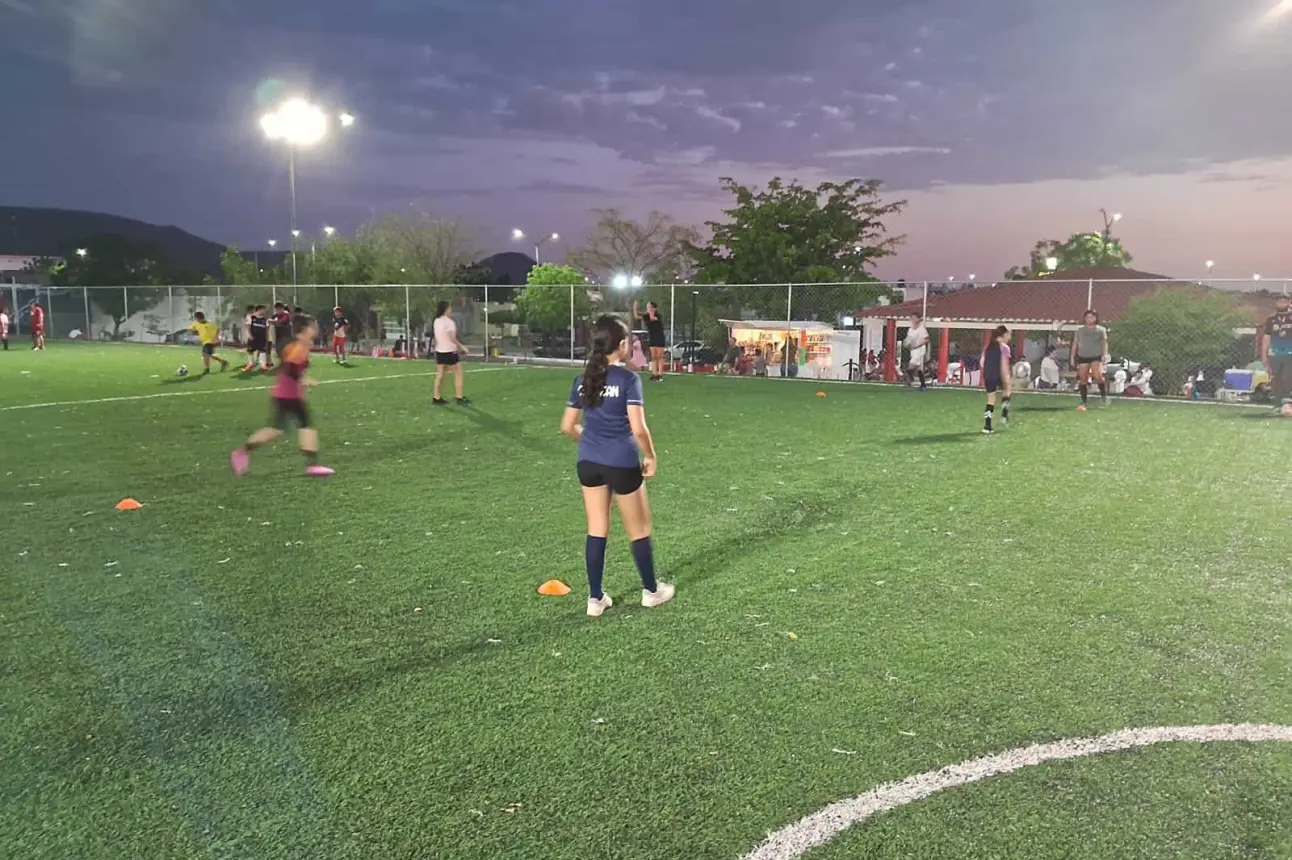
xmin=858 ymin=267 xmax=1269 ymax=325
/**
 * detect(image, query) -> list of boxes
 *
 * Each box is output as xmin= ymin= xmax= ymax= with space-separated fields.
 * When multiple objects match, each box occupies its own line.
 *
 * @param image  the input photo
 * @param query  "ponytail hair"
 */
xmin=581 ymin=315 xmax=628 ymax=407
xmin=435 ymin=301 xmax=450 ymax=319
xmin=992 ymin=324 xmax=1009 ymax=341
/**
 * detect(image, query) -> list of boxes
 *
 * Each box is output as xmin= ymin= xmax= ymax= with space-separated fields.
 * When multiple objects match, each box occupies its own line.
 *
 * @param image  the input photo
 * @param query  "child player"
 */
xmin=982 ymin=324 xmax=1012 ymax=434
xmin=1070 ymin=309 xmax=1109 ymax=411
xmin=230 ymin=316 xmax=333 ymax=477
xmin=29 ymin=300 xmax=45 ymax=350
xmin=560 ymin=315 xmax=675 ymax=617
xmin=244 ymin=305 xmax=270 ymax=371
xmin=330 ymin=306 xmax=350 ymax=365
xmin=903 ymin=313 xmax=930 ymax=390
xmin=188 ymin=312 xmax=229 ymax=373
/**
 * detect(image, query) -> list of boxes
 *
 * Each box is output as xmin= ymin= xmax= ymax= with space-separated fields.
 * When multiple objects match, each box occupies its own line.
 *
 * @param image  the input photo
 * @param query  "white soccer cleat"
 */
xmin=641 ymin=582 xmax=675 ymax=608
xmin=587 ymin=594 xmax=613 ymax=617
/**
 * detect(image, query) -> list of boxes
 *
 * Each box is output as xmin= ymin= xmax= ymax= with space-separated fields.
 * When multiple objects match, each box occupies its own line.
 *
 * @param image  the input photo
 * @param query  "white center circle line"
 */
xmin=741 ymin=723 xmax=1292 ymax=860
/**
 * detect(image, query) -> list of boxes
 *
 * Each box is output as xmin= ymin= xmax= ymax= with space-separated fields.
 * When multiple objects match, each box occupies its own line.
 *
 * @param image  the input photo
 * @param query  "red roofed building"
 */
xmin=857 ymin=266 xmax=1272 ymax=383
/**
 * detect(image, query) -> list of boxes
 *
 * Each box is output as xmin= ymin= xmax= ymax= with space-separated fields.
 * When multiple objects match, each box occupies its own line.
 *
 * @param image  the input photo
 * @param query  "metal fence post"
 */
xmin=44 ymin=287 xmax=54 ymax=341
xmin=167 ymin=286 xmax=174 ymax=342
xmin=786 ymin=283 xmax=794 ymax=378
xmin=10 ymin=285 xmax=17 ymax=334
xmin=404 ymin=284 xmax=411 ymax=356
xmin=669 ymin=282 xmax=676 ymax=373
xmin=83 ymin=287 xmax=90 ymax=340
xmin=569 ymin=283 xmax=575 ymax=361
xmin=483 ymin=284 xmax=490 ymax=361
xmin=1087 ymin=278 xmax=1094 ymax=310
xmin=922 ymin=281 xmax=929 ymax=319
xmin=122 ymin=286 xmax=129 ymax=341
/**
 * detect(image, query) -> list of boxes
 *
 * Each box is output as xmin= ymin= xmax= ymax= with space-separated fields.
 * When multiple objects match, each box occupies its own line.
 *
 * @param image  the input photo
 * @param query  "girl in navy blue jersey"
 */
xmin=560 ymin=315 xmax=676 ymax=617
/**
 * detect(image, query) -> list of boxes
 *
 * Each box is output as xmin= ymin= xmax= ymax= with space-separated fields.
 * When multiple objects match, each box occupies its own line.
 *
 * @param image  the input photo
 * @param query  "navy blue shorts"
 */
xmin=983 ymin=374 xmax=1003 ymax=393
xmin=577 ymin=461 xmax=643 ymax=495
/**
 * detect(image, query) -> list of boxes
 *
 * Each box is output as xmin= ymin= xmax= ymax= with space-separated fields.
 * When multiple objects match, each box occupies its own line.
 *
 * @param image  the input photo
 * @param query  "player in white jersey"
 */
xmin=903 ymin=313 xmax=930 ymax=391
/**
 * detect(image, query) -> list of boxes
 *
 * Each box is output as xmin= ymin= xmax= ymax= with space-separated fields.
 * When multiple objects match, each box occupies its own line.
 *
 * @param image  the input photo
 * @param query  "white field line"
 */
xmin=0 ymin=365 xmax=522 ymax=412
xmin=741 ymin=722 xmax=1292 ymax=860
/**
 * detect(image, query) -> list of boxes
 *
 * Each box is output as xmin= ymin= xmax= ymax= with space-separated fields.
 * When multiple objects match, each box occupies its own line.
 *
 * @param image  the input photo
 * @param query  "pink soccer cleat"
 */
xmin=305 ymin=464 xmax=334 ymax=477
xmin=230 ymin=448 xmax=250 ymax=476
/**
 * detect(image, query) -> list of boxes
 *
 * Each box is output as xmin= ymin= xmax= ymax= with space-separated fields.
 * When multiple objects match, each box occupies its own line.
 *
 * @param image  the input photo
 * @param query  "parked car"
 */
xmin=666 ymin=340 xmax=722 ymax=365
xmin=532 ymin=333 xmax=587 ymax=360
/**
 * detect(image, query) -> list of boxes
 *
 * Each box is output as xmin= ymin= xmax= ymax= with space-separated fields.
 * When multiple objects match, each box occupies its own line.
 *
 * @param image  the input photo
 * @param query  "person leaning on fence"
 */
xmin=1262 ymin=293 xmax=1292 ymax=409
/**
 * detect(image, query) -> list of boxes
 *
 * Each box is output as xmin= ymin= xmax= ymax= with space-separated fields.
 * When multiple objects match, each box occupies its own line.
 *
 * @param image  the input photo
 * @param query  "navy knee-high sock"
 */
xmin=586 ymin=536 xmax=607 ymax=599
xmin=630 ymin=537 xmax=658 ymax=592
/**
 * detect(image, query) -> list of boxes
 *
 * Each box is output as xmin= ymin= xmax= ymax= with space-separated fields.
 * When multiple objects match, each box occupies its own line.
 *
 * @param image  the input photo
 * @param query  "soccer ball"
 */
xmin=1282 ymin=402 xmax=1292 ymax=418
xmin=177 ymin=365 xmax=189 ymax=377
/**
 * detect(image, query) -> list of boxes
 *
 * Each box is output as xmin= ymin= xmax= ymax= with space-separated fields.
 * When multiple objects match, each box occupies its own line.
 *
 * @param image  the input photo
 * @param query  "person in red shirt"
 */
xmin=29 ymin=301 xmax=45 ymax=350
xmin=230 ymin=316 xmax=333 ymax=477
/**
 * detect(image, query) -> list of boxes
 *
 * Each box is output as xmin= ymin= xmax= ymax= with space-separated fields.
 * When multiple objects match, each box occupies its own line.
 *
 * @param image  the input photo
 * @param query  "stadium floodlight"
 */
xmin=1254 ymin=273 xmax=1262 ymax=281
xmin=75 ymin=248 xmax=87 ymax=257
xmin=612 ymin=274 xmax=629 ymax=289
xmin=1045 ymin=256 xmax=1058 ymax=271
xmin=1112 ymin=212 xmax=1122 ymax=222
xmin=267 ymin=239 xmax=277 ymax=247
xmin=513 ymin=228 xmax=559 ymax=263
xmin=968 ymin=274 xmax=976 ymax=281
xmin=260 ymin=97 xmax=354 ymax=292
xmin=323 ymin=225 xmax=336 ymax=236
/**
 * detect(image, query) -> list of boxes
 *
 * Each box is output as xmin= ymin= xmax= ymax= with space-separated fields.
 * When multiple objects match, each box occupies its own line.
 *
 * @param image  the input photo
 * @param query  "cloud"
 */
xmin=695 ymin=106 xmax=741 ymax=131
xmin=626 ymin=111 xmax=667 ymax=129
xmin=821 ymin=146 xmax=952 ymax=157
xmin=884 ymin=62 xmax=897 ymax=70
xmin=821 ymin=105 xmax=846 ymax=117
xmin=851 ymin=92 xmax=900 ymax=103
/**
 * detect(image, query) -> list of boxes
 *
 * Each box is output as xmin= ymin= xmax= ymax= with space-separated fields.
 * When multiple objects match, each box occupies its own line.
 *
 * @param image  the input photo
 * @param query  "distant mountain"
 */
xmin=0 ymin=206 xmax=228 ymax=275
xmin=479 ymin=251 xmax=535 ymax=285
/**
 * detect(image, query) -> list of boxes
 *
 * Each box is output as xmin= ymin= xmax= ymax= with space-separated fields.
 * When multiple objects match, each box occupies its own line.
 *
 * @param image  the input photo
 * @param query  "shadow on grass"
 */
xmin=1011 ymin=402 xmax=1071 ymax=412
xmin=158 ymin=374 xmax=206 ymax=386
xmin=891 ymin=431 xmax=982 ymax=445
xmin=1237 ymin=409 xmax=1282 ymax=419
xmin=455 ymin=406 xmax=544 ymax=450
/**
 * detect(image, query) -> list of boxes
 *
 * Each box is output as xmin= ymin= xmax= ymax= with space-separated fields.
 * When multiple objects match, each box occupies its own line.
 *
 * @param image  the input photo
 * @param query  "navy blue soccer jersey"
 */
xmin=567 ymin=365 xmax=644 ymax=468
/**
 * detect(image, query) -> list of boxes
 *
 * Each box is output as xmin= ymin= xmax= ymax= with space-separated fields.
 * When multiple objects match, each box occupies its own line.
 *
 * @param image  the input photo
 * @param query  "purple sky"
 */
xmin=5 ymin=0 xmax=1292 ymax=282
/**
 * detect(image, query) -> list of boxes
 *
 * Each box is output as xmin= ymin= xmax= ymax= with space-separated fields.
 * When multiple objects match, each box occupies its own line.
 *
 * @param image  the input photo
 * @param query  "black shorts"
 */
xmin=648 ymin=337 xmax=665 ymax=350
xmin=271 ymin=397 xmax=310 ymax=429
xmin=201 ymin=344 xmax=216 ymax=357
xmin=435 ymin=351 xmax=459 ymax=366
xmin=577 ymin=460 xmax=643 ymax=495
xmin=249 ymin=337 xmax=267 ymax=353
xmin=983 ymin=374 xmax=1003 ymax=394
xmin=1075 ymin=356 xmax=1102 ymax=367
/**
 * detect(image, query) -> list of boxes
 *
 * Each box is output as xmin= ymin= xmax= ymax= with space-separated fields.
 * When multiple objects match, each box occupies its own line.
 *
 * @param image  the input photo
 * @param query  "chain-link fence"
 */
xmin=7 ymin=277 xmax=1289 ymax=402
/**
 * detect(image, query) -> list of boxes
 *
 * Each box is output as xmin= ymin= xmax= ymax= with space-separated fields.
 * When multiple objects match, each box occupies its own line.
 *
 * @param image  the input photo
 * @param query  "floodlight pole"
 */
xmin=289 ymin=146 xmax=298 ymax=301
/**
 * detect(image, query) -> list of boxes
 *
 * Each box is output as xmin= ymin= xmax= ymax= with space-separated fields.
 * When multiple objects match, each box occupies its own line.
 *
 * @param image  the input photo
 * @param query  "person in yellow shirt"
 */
xmin=189 ymin=312 xmax=229 ymax=374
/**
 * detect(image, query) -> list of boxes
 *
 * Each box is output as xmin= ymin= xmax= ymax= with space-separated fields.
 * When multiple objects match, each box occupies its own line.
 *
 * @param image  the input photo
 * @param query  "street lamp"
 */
xmin=261 ymin=96 xmax=355 ymax=293
xmin=76 ymin=248 xmax=87 ymax=257
xmin=511 ymin=228 xmax=559 ymax=263
xmin=323 ymin=225 xmax=336 ymax=237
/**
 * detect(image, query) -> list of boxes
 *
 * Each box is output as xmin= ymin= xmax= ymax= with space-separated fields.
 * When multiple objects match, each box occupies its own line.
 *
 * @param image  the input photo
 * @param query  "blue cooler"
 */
xmin=1223 ymin=369 xmax=1254 ymax=392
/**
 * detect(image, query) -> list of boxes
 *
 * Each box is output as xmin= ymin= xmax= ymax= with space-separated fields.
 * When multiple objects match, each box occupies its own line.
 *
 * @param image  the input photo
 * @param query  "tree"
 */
xmin=360 ymin=212 xmax=480 ymax=284
xmin=50 ymin=234 xmax=170 ymax=339
xmin=516 ymin=264 xmax=590 ymax=332
xmin=568 ymin=209 xmax=699 ymax=282
xmin=1005 ymin=232 xmax=1133 ymax=279
xmin=1113 ymin=288 xmax=1249 ymax=394
xmin=690 ymin=176 xmax=905 ymax=287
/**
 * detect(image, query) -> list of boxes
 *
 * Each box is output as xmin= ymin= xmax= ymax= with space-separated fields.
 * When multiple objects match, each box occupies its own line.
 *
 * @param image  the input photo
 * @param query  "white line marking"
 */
xmin=741 ymin=723 xmax=1292 ymax=860
xmin=0 ymin=365 xmax=519 ymax=411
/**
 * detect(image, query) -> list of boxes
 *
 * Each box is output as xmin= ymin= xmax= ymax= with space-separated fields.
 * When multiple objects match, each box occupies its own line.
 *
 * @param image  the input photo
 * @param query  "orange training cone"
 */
xmin=115 ymin=498 xmax=143 ymax=511
xmin=816 ymin=391 xmax=827 ymax=397
xmin=537 ymin=579 xmax=571 ymax=596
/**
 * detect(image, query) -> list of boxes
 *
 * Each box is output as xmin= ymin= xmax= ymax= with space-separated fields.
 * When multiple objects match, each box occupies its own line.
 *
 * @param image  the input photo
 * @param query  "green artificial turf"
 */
xmin=1 ymin=344 xmax=1290 ymax=860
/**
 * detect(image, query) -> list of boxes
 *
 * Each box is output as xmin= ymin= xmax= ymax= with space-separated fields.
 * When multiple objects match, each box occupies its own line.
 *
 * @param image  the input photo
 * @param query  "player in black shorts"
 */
xmin=981 ymin=324 xmax=1013 ymax=434
xmin=271 ymin=302 xmax=293 ymax=362
xmin=243 ymin=305 xmax=270 ymax=371
xmin=632 ymin=299 xmax=667 ymax=381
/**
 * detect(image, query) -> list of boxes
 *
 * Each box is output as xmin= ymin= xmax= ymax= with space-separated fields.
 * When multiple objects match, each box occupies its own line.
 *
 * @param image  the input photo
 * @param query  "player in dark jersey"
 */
xmin=243 ymin=305 xmax=270 ymax=371
xmin=271 ymin=302 xmax=293 ymax=363
xmin=1262 ymin=294 xmax=1292 ymax=410
xmin=330 ymin=306 xmax=350 ymax=365
xmin=632 ymin=300 xmax=668 ymax=381
xmin=560 ymin=315 xmax=675 ymax=617
xmin=981 ymin=324 xmax=1013 ymax=434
